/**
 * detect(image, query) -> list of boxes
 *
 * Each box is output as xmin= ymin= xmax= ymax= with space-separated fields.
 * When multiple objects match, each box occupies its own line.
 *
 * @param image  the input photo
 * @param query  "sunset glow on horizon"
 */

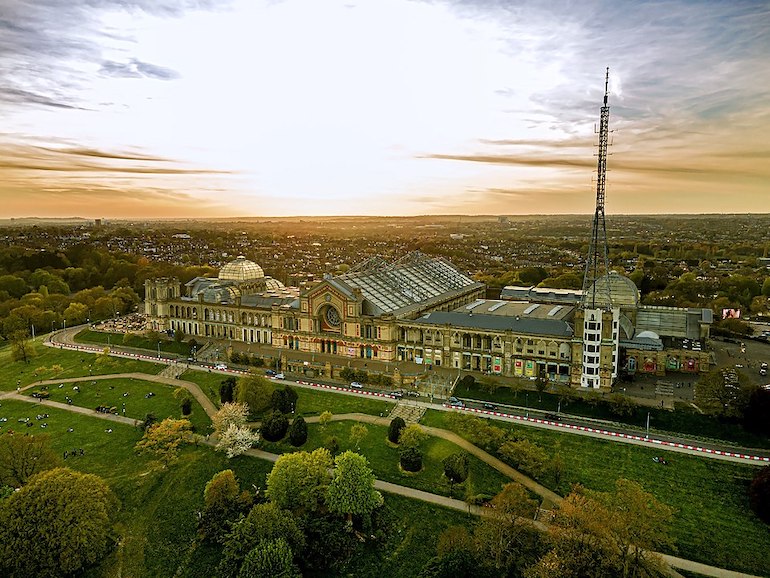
xmin=1 ymin=0 xmax=769 ymax=219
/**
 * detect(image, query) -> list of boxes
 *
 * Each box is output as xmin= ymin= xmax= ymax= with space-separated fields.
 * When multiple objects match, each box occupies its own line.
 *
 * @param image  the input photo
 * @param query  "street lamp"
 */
xmin=157 ymin=341 xmax=161 ymax=358
xmin=525 ymin=392 xmax=529 ymax=418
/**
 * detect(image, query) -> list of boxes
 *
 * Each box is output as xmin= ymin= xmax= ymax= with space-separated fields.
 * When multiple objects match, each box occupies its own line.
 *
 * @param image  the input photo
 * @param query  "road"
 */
xmin=45 ymin=326 xmax=770 ymax=465
xmin=2 ymin=329 xmax=759 ymax=578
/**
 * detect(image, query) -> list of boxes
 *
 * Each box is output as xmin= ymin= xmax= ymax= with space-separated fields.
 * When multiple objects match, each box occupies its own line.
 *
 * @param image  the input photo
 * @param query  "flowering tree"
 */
xmin=212 ymin=402 xmax=250 ymax=434
xmin=216 ymin=424 xmax=260 ymax=458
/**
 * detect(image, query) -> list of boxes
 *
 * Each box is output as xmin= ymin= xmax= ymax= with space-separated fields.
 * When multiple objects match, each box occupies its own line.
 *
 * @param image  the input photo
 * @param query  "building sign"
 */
xmin=493 ymin=356 xmax=502 ymax=374
xmin=525 ymin=360 xmax=535 ymax=377
xmin=514 ymin=359 xmax=523 ymax=376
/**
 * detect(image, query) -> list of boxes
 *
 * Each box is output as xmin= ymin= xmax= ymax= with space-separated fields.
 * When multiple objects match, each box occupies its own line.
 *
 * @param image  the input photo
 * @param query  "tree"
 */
xmin=239 ymin=538 xmax=301 ymax=578
xmin=10 ymin=330 xmax=35 ymax=364
xmin=261 ymin=411 xmax=289 ymax=442
xmin=235 ymin=373 xmax=274 ymax=416
xmin=0 ymin=467 xmax=116 ymax=578
xmin=216 ymin=424 xmax=260 ymax=458
xmin=0 ymin=432 xmax=61 ymax=487
xmin=442 ymin=452 xmax=469 ymax=496
xmin=288 ymin=415 xmax=308 ymax=447
xmin=498 ymin=439 xmax=549 ymax=480
xmin=400 ymin=445 xmax=423 ymax=472
xmin=319 ymin=410 xmax=333 ymax=429
xmin=529 ymin=480 xmax=673 ymax=578
xmin=388 ymin=416 xmax=406 ymax=444
xmin=219 ymin=502 xmax=304 ymax=578
xmin=349 ymin=423 xmax=368 ymax=450
xmin=134 ymin=417 xmax=195 ymax=466
xmin=271 ymin=386 xmax=298 ymax=414
xmin=200 ymin=469 xmax=252 ymax=543
xmin=266 ymin=448 xmax=332 ymax=512
xmin=220 ymin=377 xmax=237 ymax=404
xmin=399 ymin=423 xmax=428 ymax=449
xmin=695 ymin=368 xmax=756 ymax=418
xmin=212 ymin=402 xmax=250 ymax=434
xmin=744 ymin=388 xmax=770 ymax=436
xmin=474 ymin=483 xmax=539 ymax=575
xmin=327 ymin=451 xmax=383 ymax=524
xmin=749 ymin=465 xmax=770 ymax=525
xmin=174 ymin=387 xmax=194 ymax=415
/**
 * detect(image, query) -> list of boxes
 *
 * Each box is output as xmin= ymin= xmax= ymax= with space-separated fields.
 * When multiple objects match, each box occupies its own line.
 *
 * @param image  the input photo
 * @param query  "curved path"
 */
xmin=46 ymin=328 xmax=770 ymax=465
xmin=305 ymin=412 xmax=562 ymax=507
xmin=27 ymin=336 xmax=766 ymax=578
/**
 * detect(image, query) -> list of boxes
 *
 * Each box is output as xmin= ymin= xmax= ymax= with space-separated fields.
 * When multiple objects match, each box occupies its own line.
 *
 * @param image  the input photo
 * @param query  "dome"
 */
xmin=219 ymin=256 xmax=264 ymax=283
xmin=637 ymin=330 xmax=660 ymax=340
xmin=589 ymin=272 xmax=640 ymax=309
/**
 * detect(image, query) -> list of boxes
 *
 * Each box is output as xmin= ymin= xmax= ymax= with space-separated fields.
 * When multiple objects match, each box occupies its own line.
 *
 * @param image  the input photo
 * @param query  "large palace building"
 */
xmin=145 ymin=253 xmax=713 ymax=390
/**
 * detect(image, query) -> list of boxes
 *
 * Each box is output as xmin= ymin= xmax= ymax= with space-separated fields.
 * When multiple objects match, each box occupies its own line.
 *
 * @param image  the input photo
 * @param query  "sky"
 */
xmin=1 ymin=0 xmax=769 ymax=219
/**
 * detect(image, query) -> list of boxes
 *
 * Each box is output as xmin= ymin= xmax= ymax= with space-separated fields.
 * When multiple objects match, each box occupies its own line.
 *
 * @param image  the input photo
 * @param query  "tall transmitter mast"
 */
xmin=581 ymin=67 xmax=612 ymax=308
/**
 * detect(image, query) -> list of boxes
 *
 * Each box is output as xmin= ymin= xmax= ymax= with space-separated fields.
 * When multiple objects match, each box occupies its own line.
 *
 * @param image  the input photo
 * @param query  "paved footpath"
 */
xmin=23 ymin=335 xmax=767 ymax=578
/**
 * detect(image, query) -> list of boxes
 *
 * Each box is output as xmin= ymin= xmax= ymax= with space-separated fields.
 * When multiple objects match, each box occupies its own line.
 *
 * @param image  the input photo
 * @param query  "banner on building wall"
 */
xmin=514 ymin=359 xmax=523 ymax=376
xmin=666 ymin=357 xmax=679 ymax=370
xmin=525 ymin=360 xmax=535 ymax=377
xmin=347 ymin=347 xmax=355 ymax=356
xmin=493 ymin=356 xmax=502 ymax=373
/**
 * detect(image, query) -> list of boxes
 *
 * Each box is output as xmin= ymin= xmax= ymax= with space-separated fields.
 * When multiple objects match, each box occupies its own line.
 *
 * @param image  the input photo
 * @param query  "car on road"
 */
xmin=406 ymin=390 xmax=420 ymax=398
xmin=448 ymin=396 xmax=464 ymax=407
xmin=391 ymin=390 xmax=404 ymax=399
xmin=274 ymin=373 xmax=285 ymax=380
xmin=265 ymin=369 xmax=276 ymax=376
xmin=215 ymin=363 xmax=227 ymax=370
xmin=544 ymin=412 xmax=562 ymax=421
xmin=482 ymin=402 xmax=497 ymax=410
xmin=350 ymin=381 xmax=363 ymax=389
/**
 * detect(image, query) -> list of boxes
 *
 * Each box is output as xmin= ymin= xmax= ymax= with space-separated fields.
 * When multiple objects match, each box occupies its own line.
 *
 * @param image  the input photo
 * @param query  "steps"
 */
xmin=389 ymin=402 xmax=425 ymax=424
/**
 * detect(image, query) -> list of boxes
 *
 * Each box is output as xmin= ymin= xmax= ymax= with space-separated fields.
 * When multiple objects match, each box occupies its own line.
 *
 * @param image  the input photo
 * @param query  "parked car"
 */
xmin=406 ymin=390 xmax=420 ymax=398
xmin=215 ymin=363 xmax=227 ymax=370
xmin=274 ymin=373 xmax=285 ymax=380
xmin=482 ymin=402 xmax=497 ymax=410
xmin=265 ymin=369 xmax=276 ymax=376
xmin=350 ymin=381 xmax=363 ymax=389
xmin=448 ymin=396 xmax=464 ymax=407
xmin=544 ymin=412 xmax=562 ymax=421
xmin=391 ymin=390 xmax=404 ymax=399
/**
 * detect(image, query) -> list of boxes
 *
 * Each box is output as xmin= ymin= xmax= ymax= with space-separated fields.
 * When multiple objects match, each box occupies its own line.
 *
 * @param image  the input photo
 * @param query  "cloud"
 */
xmin=0 ymin=86 xmax=88 ymax=110
xmin=0 ymin=142 xmax=229 ymax=176
xmin=424 ymin=153 xmax=593 ymax=170
xmin=100 ymin=58 xmax=180 ymax=80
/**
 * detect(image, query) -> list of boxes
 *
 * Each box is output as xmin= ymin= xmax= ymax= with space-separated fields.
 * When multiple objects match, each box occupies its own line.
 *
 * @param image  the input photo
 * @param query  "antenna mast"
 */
xmin=581 ymin=67 xmax=612 ymax=308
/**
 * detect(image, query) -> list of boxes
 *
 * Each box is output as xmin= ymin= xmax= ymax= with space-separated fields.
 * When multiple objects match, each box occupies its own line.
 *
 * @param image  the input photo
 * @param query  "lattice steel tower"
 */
xmin=581 ymin=67 xmax=613 ymax=308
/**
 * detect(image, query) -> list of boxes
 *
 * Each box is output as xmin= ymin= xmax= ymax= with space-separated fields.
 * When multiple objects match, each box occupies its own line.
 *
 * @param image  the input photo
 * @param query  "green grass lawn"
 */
xmin=460 ymin=380 xmax=770 ymax=448
xmin=422 ymin=409 xmax=770 ymax=576
xmin=261 ymin=420 xmax=511 ymax=499
xmin=0 ymin=339 xmax=164 ymax=392
xmin=0 ymin=398 xmax=475 ymax=578
xmin=181 ymin=370 xmax=396 ymax=417
xmin=22 ymin=377 xmax=211 ymax=433
xmin=75 ymin=328 xmax=194 ymax=357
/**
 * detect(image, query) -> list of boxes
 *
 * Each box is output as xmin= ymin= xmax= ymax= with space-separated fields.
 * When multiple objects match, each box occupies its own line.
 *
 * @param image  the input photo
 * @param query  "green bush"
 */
xmin=400 ymin=446 xmax=422 ymax=472
xmin=288 ymin=416 xmax=308 ymax=447
xmin=388 ymin=417 xmax=406 ymax=444
xmin=261 ymin=411 xmax=289 ymax=443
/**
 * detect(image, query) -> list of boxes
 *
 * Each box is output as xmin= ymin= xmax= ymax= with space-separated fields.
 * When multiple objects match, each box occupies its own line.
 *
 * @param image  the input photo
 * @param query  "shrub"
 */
xmin=181 ymin=397 xmax=192 ymax=416
xmin=288 ymin=416 xmax=308 ymax=447
xmin=388 ymin=417 xmax=406 ymax=444
xmin=261 ymin=411 xmax=289 ymax=443
xmin=400 ymin=446 xmax=422 ymax=472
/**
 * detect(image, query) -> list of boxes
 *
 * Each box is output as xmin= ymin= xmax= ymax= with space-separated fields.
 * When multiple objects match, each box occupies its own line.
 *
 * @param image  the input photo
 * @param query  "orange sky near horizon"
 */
xmin=1 ymin=0 xmax=768 ymax=219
